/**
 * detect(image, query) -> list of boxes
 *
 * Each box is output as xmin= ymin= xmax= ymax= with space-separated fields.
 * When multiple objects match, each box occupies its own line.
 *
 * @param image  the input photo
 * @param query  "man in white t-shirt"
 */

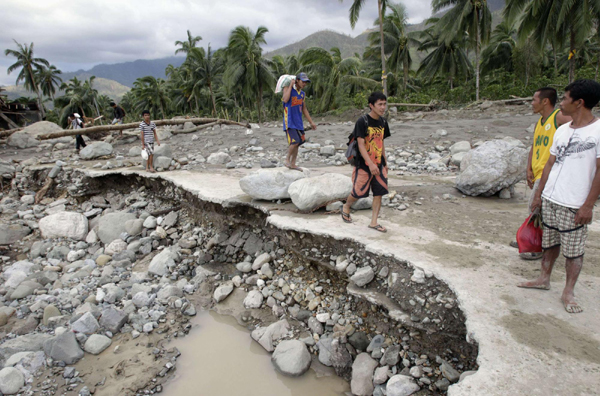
xmin=519 ymin=79 xmax=600 ymax=313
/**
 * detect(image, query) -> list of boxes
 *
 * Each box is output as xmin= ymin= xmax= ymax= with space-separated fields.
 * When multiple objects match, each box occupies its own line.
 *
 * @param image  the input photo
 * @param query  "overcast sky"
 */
xmin=1 ymin=0 xmax=433 ymax=86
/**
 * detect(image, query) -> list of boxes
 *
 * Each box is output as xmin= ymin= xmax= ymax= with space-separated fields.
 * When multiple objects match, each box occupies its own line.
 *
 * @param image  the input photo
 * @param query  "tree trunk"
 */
xmin=569 ymin=27 xmax=576 ymax=83
xmin=450 ymin=76 xmax=454 ymax=90
xmin=403 ymin=56 xmax=408 ymax=92
xmin=552 ymin=40 xmax=558 ymax=75
xmin=209 ymin=81 xmax=217 ymax=116
xmin=475 ymin=10 xmax=481 ymax=102
xmin=257 ymin=83 xmax=263 ymax=124
xmin=29 ymin=66 xmax=45 ymax=119
xmin=378 ymin=0 xmax=388 ymax=97
xmin=596 ymin=56 xmax=600 ymax=81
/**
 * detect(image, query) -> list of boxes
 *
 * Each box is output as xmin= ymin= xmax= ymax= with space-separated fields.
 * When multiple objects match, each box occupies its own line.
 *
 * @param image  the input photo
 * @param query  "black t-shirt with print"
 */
xmin=354 ymin=114 xmax=390 ymax=170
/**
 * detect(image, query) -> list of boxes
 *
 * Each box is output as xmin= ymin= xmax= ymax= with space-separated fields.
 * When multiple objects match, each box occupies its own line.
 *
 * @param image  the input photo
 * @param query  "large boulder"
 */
xmin=239 ymin=168 xmax=310 ymax=200
xmin=96 ymin=212 xmax=137 ymax=244
xmin=39 ymin=212 xmax=88 ymax=240
xmin=0 ymin=334 xmax=50 ymax=367
xmin=456 ymin=140 xmax=528 ymax=196
xmin=0 ymin=367 xmax=25 ymax=395
xmin=79 ymin=142 xmax=113 ymax=160
xmin=43 ymin=331 xmax=84 ymax=364
xmin=251 ymin=319 xmax=290 ymax=352
xmin=271 ymin=340 xmax=311 ymax=377
xmin=148 ymin=247 xmax=179 ymax=276
xmin=7 ymin=121 xmax=63 ymax=149
xmin=288 ymin=173 xmax=352 ymax=212
xmin=0 ymin=224 xmax=31 ymax=245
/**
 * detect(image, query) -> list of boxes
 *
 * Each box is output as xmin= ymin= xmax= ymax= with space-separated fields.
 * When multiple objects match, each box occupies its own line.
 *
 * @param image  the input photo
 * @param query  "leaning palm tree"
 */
xmin=432 ymin=0 xmax=492 ymax=101
xmin=341 ymin=0 xmax=390 ymax=96
xmin=481 ymin=19 xmax=518 ymax=75
xmin=504 ymin=0 xmax=600 ymax=82
xmin=36 ymin=65 xmax=62 ymax=101
xmin=368 ymin=3 xmax=420 ymax=92
xmin=300 ymin=47 xmax=378 ymax=112
xmin=175 ymin=30 xmax=202 ymax=55
xmin=184 ymin=45 xmax=225 ymax=116
xmin=5 ymin=40 xmax=50 ymax=117
xmin=224 ymin=26 xmax=274 ymax=123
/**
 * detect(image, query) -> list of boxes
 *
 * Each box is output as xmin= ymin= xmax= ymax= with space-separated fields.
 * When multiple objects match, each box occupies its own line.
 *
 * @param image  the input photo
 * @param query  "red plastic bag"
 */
xmin=516 ymin=213 xmax=543 ymax=254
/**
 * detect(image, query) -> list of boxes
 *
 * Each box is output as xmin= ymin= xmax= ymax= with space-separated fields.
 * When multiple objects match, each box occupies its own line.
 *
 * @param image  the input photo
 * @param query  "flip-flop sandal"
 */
xmin=290 ymin=166 xmax=303 ymax=171
xmin=368 ymin=224 xmax=387 ymax=233
xmin=341 ymin=210 xmax=352 ymax=223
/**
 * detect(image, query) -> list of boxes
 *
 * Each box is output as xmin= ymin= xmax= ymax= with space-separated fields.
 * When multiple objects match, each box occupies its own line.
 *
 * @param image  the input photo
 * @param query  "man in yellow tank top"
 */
xmin=518 ymin=87 xmax=571 ymax=259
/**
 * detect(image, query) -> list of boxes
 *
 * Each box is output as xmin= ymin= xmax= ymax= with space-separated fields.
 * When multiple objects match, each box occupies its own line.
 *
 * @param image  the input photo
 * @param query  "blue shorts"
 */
xmin=286 ymin=128 xmax=305 ymax=146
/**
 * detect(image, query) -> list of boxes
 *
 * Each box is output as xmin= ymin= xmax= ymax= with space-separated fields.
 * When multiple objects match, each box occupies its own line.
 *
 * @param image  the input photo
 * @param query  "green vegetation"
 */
xmin=5 ymin=0 xmax=600 ymax=126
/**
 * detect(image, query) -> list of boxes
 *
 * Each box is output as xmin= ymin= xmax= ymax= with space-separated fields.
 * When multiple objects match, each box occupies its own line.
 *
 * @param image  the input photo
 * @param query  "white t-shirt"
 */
xmin=542 ymin=119 xmax=600 ymax=208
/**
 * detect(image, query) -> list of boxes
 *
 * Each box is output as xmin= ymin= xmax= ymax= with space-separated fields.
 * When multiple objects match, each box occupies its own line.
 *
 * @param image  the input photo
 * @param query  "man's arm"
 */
xmin=556 ymin=110 xmax=572 ymax=127
xmin=357 ymin=137 xmax=379 ymax=176
xmin=531 ymin=155 xmax=556 ymax=211
xmin=154 ymin=128 xmax=160 ymax=146
xmin=527 ymin=145 xmax=534 ymax=189
xmin=574 ymin=157 xmax=600 ymax=225
xmin=282 ymin=81 xmax=294 ymax=104
xmin=140 ymin=128 xmax=145 ymax=148
xmin=302 ymin=102 xmax=317 ymax=130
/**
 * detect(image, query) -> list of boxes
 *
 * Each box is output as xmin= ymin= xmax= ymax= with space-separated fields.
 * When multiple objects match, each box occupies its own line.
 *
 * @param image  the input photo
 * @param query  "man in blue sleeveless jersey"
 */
xmin=282 ymin=72 xmax=317 ymax=170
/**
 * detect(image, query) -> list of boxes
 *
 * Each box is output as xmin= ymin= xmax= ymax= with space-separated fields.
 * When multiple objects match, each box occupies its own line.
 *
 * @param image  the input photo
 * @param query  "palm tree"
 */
xmin=504 ymin=0 xmax=600 ymax=83
xmin=417 ymin=23 xmax=473 ymax=89
xmin=341 ymin=0 xmax=390 ymax=96
xmin=300 ymin=47 xmax=378 ymax=112
xmin=432 ymin=0 xmax=492 ymax=101
xmin=175 ymin=30 xmax=202 ymax=55
xmin=55 ymin=77 xmax=92 ymax=125
xmin=224 ymin=26 xmax=274 ymax=123
xmin=368 ymin=3 xmax=419 ymax=92
xmin=481 ymin=19 xmax=518 ymax=75
xmin=5 ymin=40 xmax=50 ymax=117
xmin=36 ymin=65 xmax=62 ymax=101
xmin=131 ymin=76 xmax=170 ymax=119
xmin=184 ymin=45 xmax=224 ymax=116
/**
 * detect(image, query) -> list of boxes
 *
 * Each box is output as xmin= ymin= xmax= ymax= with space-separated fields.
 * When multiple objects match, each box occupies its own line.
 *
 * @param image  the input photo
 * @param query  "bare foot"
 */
xmin=517 ymin=279 xmax=550 ymax=290
xmin=562 ymin=292 xmax=583 ymax=313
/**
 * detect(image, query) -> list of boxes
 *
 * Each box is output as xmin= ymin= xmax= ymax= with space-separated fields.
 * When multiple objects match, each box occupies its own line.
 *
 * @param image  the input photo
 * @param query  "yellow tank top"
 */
xmin=531 ymin=109 xmax=559 ymax=180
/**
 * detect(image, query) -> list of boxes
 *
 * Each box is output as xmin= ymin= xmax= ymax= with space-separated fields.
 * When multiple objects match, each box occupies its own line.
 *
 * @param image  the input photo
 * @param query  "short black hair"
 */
xmin=141 ymin=110 xmax=150 ymax=116
xmin=536 ymin=87 xmax=557 ymax=107
xmin=565 ymin=79 xmax=600 ymax=109
xmin=110 ymin=102 xmax=116 ymax=106
xmin=368 ymin=92 xmax=387 ymax=106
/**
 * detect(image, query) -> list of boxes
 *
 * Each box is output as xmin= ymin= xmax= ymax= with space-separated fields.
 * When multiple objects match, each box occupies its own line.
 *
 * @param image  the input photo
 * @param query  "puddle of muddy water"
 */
xmin=164 ymin=310 xmax=350 ymax=396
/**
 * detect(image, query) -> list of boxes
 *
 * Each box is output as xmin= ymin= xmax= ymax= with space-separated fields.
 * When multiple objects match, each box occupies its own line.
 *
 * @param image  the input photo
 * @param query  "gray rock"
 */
xmin=236 ymin=262 xmax=252 ymax=273
xmin=260 ymin=159 xmax=276 ymax=168
xmin=381 ymin=345 xmax=400 ymax=366
xmin=239 ymin=168 xmax=310 ymax=200
xmin=0 ymin=334 xmax=50 ymax=367
xmin=43 ymin=331 xmax=84 ymax=364
xmin=351 ymin=197 xmax=373 ymax=210
xmin=143 ymin=216 xmax=157 ymax=229
xmin=499 ymin=187 xmax=511 ymax=199
xmin=288 ymin=173 xmax=352 ymax=211
xmin=99 ymin=308 xmax=127 ymax=333
xmin=308 ymin=317 xmax=323 ymax=335
xmin=271 ymin=340 xmax=311 ymax=377
xmin=0 ymin=367 xmax=25 ymax=395
xmin=437 ymin=357 xmax=460 ymax=383
xmin=39 ymin=212 xmax=88 ymax=240
xmin=97 ymin=211 xmax=137 ymax=244
xmin=456 ymin=140 xmax=528 ymax=196
xmin=9 ymin=281 xmax=41 ymax=300
xmin=387 ymin=374 xmax=420 ymax=396
xmin=451 ymin=152 xmax=467 ymax=167
xmin=103 ymin=285 xmax=125 ymax=303
xmin=351 ymin=266 xmax=374 ymax=287
xmin=251 ymin=319 xmax=290 ymax=352
xmin=243 ymin=290 xmax=263 ymax=309
xmin=348 ymin=332 xmax=369 ymax=351
xmin=320 ymin=145 xmax=336 ymax=156
xmin=128 ymin=147 xmax=142 ymax=157
xmin=0 ymin=161 xmax=16 ymax=178
xmin=317 ymin=335 xmax=333 ymax=366
xmin=157 ymin=285 xmax=183 ymax=300
xmin=367 ymin=335 xmax=385 ymax=353
xmin=0 ymin=224 xmax=31 ymax=245
xmin=374 ymin=366 xmax=390 ymax=385
xmin=207 ymin=152 xmax=231 ymax=165
xmin=79 ymin=142 xmax=113 ymax=159
xmin=162 ymin=211 xmax=178 ymax=228
xmin=148 ymin=247 xmax=178 ymax=276
xmin=132 ymin=291 xmax=154 ymax=308
xmin=351 ymin=353 xmax=378 ymax=396
xmin=124 ymin=219 xmax=143 ymax=236
xmin=71 ymin=312 xmax=100 ymax=334
xmin=213 ymin=283 xmax=234 ymax=303
xmin=83 ymin=334 xmax=112 ymax=355
xmin=155 ymin=156 xmax=172 ymax=169
xmin=449 ymin=141 xmax=471 ymax=155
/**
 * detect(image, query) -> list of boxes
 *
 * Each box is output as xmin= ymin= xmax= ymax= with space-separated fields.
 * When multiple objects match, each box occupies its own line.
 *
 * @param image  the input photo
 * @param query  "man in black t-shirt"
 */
xmin=342 ymin=92 xmax=390 ymax=233
xmin=111 ymin=102 xmax=126 ymax=137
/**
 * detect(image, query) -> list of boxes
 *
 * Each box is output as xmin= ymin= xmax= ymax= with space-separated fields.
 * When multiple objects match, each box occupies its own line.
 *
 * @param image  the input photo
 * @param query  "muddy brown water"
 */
xmin=164 ymin=310 xmax=350 ymax=396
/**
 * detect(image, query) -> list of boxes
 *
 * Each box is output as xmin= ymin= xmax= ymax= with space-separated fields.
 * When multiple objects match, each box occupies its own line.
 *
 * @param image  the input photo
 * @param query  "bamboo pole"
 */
xmin=35 ymin=118 xmax=250 ymax=140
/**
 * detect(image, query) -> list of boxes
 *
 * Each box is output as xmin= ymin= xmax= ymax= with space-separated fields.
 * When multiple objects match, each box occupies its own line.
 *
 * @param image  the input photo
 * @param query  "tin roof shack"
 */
xmin=0 ymin=97 xmax=42 ymax=130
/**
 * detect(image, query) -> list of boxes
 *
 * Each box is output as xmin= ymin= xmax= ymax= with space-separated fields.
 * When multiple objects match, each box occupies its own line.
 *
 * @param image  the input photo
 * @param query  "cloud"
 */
xmin=0 ymin=0 xmax=432 ymax=86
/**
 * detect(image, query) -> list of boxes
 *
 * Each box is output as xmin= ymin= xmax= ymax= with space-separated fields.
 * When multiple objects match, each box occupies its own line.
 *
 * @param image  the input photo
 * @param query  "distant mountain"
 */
xmin=3 ymin=77 xmax=130 ymax=102
xmin=265 ymin=30 xmax=371 ymax=59
xmin=62 ymin=56 xmax=186 ymax=87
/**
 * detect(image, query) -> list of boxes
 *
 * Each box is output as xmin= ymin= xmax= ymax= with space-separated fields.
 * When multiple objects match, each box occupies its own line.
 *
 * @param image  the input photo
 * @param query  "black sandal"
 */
xmin=341 ymin=210 xmax=352 ymax=223
xmin=368 ymin=224 xmax=387 ymax=233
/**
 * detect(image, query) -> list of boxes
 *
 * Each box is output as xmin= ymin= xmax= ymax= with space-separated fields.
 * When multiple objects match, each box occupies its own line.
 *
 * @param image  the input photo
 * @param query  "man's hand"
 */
xmin=531 ymin=194 xmax=542 ymax=213
xmin=527 ymin=168 xmax=535 ymax=189
xmin=310 ymin=122 xmax=317 ymax=131
xmin=369 ymin=163 xmax=380 ymax=176
xmin=575 ymin=204 xmax=594 ymax=225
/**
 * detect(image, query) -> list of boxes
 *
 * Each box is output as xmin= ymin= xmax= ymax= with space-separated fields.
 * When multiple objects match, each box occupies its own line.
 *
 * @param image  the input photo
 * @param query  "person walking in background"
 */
xmin=281 ymin=72 xmax=317 ymax=170
xmin=341 ymin=92 xmax=390 ymax=233
xmin=111 ymin=102 xmax=126 ymax=138
xmin=140 ymin=110 xmax=160 ymax=173
xmin=69 ymin=113 xmax=87 ymax=152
